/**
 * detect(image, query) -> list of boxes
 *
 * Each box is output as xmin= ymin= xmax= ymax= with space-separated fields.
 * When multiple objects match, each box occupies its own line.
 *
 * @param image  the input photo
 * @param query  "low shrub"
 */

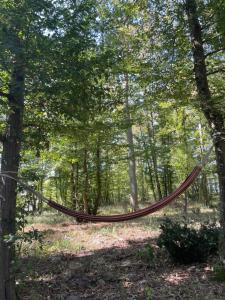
xmin=213 ymin=264 xmax=225 ymax=282
xmin=157 ymin=219 xmax=220 ymax=264
xmin=137 ymin=244 xmax=155 ymax=264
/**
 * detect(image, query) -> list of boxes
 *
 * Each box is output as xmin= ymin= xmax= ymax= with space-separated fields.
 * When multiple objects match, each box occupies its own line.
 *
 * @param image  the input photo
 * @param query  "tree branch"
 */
xmin=205 ymin=48 xmax=225 ymax=58
xmin=207 ymin=68 xmax=225 ymax=76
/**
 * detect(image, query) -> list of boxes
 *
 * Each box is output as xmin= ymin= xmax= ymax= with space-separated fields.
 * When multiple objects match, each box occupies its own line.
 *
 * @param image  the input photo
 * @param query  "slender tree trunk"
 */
xmin=186 ymin=0 xmax=225 ymax=261
xmin=140 ymin=160 xmax=146 ymax=202
xmin=38 ymin=177 xmax=43 ymax=213
xmin=184 ymin=191 xmax=188 ymax=220
xmin=103 ymin=151 xmax=110 ymax=205
xmin=182 ymin=110 xmax=190 ymax=218
xmin=139 ymin=126 xmax=157 ymax=201
xmin=124 ymin=73 xmax=139 ymax=211
xmin=198 ymin=122 xmax=210 ymax=205
xmin=83 ymin=148 xmax=89 ymax=213
xmin=93 ymin=144 xmax=101 ymax=215
xmin=147 ymin=161 xmax=157 ymax=201
xmin=32 ymin=194 xmax=37 ymax=213
xmin=147 ymin=120 xmax=162 ymax=199
xmin=0 ymin=42 xmax=25 ymax=300
xmin=70 ymin=163 xmax=78 ymax=209
xmin=199 ymin=172 xmax=210 ymax=206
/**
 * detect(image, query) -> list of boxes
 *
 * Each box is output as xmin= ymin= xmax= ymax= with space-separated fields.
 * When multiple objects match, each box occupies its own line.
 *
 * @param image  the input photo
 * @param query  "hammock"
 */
xmin=0 ymin=165 xmax=202 ymax=222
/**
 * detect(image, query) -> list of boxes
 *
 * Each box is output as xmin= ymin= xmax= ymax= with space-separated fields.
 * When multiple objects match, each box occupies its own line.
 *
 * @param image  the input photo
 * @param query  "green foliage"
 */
xmin=137 ymin=244 xmax=155 ymax=265
xmin=16 ymin=205 xmax=29 ymax=232
xmin=213 ymin=264 xmax=225 ymax=282
xmin=145 ymin=287 xmax=153 ymax=300
xmin=157 ymin=219 xmax=220 ymax=264
xmin=3 ymin=205 xmax=44 ymax=255
xmin=4 ymin=228 xmax=43 ymax=256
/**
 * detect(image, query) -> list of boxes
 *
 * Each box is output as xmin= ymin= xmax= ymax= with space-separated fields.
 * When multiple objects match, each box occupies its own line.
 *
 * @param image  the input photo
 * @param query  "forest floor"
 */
xmin=17 ymin=206 xmax=225 ymax=300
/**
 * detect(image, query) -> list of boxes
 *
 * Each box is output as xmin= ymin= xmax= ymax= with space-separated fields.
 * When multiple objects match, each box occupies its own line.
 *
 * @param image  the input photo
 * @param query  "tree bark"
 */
xmin=186 ymin=0 xmax=225 ymax=261
xmin=124 ymin=74 xmax=139 ymax=211
xmin=0 ymin=40 xmax=25 ymax=300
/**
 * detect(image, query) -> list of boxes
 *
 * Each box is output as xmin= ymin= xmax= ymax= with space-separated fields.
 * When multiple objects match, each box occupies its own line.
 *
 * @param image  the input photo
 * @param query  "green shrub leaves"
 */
xmin=157 ymin=219 xmax=220 ymax=264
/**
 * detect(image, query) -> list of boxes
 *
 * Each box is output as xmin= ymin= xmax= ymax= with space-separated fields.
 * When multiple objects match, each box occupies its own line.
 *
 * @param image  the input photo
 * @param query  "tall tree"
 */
xmin=0 ymin=1 xmax=57 ymax=297
xmin=124 ymin=73 xmax=139 ymax=210
xmin=185 ymin=0 xmax=225 ymax=260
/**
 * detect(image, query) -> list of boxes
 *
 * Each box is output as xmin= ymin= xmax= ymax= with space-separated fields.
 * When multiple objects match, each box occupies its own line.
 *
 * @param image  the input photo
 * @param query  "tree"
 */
xmin=0 ymin=1 xmax=58 ymax=297
xmin=185 ymin=0 xmax=225 ymax=260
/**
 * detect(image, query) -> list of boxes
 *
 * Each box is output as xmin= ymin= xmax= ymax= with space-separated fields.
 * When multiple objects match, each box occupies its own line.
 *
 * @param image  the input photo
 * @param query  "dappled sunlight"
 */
xmin=163 ymin=270 xmax=191 ymax=285
xmin=16 ymin=212 xmax=225 ymax=299
xmin=21 ymin=204 xmax=220 ymax=263
xmin=17 ymin=235 xmax=225 ymax=300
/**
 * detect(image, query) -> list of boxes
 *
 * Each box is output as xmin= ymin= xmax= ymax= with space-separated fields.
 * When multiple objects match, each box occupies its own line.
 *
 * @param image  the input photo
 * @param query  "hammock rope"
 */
xmin=0 ymin=147 xmax=213 ymax=223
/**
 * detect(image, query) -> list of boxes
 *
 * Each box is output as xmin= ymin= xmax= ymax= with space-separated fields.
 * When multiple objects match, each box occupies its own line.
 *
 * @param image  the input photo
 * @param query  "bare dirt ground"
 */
xmin=18 ymin=215 xmax=225 ymax=300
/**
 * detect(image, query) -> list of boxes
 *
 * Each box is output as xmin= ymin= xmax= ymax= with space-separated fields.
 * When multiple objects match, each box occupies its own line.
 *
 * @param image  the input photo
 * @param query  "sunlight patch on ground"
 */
xmin=163 ymin=271 xmax=190 ymax=285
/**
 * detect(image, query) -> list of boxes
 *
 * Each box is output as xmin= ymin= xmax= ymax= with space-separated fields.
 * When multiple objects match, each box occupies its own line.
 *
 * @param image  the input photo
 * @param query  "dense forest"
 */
xmin=0 ymin=0 xmax=225 ymax=299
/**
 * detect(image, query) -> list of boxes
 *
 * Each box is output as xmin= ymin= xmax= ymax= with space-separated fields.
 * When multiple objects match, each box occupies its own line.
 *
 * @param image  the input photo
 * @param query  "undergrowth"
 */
xmin=157 ymin=218 xmax=220 ymax=264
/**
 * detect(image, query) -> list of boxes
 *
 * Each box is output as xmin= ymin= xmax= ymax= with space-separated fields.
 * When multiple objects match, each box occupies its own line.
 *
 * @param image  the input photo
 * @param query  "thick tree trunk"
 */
xmin=186 ymin=0 xmax=225 ymax=260
xmin=124 ymin=74 xmax=139 ymax=211
xmin=0 ymin=47 xmax=25 ymax=299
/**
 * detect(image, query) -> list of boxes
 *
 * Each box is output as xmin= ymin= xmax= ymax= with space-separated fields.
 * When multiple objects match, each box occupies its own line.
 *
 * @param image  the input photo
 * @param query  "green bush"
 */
xmin=157 ymin=219 xmax=220 ymax=264
xmin=137 ymin=244 xmax=155 ymax=264
xmin=213 ymin=264 xmax=225 ymax=282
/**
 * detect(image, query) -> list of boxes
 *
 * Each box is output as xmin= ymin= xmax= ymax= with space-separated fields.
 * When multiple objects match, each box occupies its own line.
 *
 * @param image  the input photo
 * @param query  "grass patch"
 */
xmin=47 ymin=239 xmax=85 ymax=253
xmin=27 ymin=211 xmax=74 ymax=225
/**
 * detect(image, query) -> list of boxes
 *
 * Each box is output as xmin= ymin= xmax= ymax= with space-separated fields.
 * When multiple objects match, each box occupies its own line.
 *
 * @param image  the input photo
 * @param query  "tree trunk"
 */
xmin=186 ymin=0 xmax=225 ymax=261
xmin=0 ymin=43 xmax=25 ymax=300
xmin=83 ymin=148 xmax=89 ymax=213
xmin=198 ymin=122 xmax=210 ymax=206
xmin=124 ymin=73 xmax=139 ymax=211
xmin=140 ymin=159 xmax=146 ymax=202
xmin=38 ymin=177 xmax=44 ymax=213
xmin=93 ymin=144 xmax=101 ymax=215
xmin=182 ymin=110 xmax=190 ymax=218
xmin=140 ymin=127 xmax=157 ymax=201
xmin=199 ymin=172 xmax=210 ymax=206
xmin=184 ymin=191 xmax=188 ymax=220
xmin=146 ymin=160 xmax=157 ymax=201
xmin=147 ymin=119 xmax=162 ymax=199
xmin=70 ymin=162 xmax=78 ymax=209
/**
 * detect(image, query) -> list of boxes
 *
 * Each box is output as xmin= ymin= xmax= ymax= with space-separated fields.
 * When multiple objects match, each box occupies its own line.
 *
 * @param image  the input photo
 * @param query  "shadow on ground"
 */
xmin=17 ymin=235 xmax=224 ymax=300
